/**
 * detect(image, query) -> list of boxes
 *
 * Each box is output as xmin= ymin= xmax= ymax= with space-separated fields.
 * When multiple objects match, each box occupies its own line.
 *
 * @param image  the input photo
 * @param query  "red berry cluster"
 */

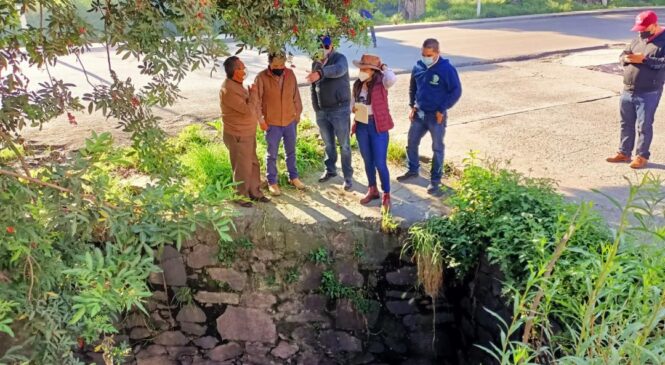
xmin=6 ymin=226 xmax=15 ymax=234
xmin=67 ymin=112 xmax=77 ymax=125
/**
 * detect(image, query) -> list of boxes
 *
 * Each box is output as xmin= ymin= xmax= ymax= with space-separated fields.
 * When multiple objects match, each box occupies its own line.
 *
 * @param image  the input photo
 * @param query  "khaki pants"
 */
xmin=223 ymin=132 xmax=263 ymax=199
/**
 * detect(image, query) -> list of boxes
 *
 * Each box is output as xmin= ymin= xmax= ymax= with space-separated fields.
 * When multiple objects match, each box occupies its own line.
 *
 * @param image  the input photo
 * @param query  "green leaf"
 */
xmin=69 ymin=308 xmax=87 ymax=325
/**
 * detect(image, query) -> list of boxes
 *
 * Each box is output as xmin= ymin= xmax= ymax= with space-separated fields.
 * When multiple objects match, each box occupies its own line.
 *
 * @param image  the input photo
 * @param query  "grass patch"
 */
xmin=374 ymin=0 xmax=665 ymax=24
xmin=387 ymin=140 xmax=406 ymax=165
xmin=174 ymin=121 xmax=323 ymax=196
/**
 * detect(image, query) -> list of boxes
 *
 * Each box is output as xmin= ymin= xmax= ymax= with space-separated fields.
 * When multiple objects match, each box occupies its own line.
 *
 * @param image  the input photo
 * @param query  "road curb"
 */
xmin=375 ymin=6 xmax=665 ymax=32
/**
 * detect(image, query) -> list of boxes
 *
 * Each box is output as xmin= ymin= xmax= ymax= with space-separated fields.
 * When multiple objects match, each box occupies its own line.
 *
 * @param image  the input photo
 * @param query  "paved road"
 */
xmin=25 ymin=9 xmax=661 ymax=148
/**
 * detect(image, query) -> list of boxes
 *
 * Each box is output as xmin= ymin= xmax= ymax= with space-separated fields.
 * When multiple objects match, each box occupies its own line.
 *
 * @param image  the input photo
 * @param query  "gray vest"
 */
xmin=623 ymin=34 xmax=665 ymax=93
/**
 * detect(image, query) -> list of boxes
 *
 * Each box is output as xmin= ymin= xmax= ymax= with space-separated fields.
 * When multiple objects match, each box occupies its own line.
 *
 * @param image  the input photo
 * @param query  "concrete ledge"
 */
xmin=375 ymin=6 xmax=665 ymax=32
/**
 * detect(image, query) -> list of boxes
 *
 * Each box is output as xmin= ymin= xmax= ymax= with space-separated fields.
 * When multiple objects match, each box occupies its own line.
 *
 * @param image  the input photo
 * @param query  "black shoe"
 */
xmin=234 ymin=200 xmax=254 ymax=208
xmin=396 ymin=171 xmax=418 ymax=182
xmin=343 ymin=179 xmax=353 ymax=192
xmin=252 ymin=196 xmax=271 ymax=203
xmin=427 ymin=183 xmax=442 ymax=196
xmin=318 ymin=171 xmax=337 ymax=183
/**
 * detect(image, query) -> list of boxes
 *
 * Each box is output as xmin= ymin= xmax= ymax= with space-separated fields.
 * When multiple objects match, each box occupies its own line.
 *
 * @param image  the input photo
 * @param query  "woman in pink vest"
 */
xmin=351 ymin=54 xmax=397 ymax=212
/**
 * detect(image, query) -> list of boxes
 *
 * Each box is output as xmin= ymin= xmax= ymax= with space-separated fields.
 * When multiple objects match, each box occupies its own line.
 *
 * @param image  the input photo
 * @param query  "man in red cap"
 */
xmin=607 ymin=10 xmax=665 ymax=169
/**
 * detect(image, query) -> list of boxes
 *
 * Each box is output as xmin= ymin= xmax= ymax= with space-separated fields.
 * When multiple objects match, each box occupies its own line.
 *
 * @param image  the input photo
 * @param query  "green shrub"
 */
xmin=0 ymin=132 xmax=234 ymax=364
xmin=406 ymin=156 xmax=665 ymax=363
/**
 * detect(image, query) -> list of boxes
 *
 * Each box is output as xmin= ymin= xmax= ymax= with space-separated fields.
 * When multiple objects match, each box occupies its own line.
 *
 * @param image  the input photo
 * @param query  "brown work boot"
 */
xmin=360 ymin=186 xmax=380 ymax=205
xmin=289 ymin=178 xmax=306 ymax=190
xmin=629 ymin=155 xmax=649 ymax=169
xmin=606 ymin=152 xmax=631 ymax=163
xmin=381 ymin=193 xmax=391 ymax=213
xmin=268 ymin=184 xmax=282 ymax=196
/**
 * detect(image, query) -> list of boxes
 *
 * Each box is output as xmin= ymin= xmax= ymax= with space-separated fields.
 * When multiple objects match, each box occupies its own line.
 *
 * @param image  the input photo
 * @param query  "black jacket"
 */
xmin=621 ymin=32 xmax=665 ymax=93
xmin=311 ymin=52 xmax=351 ymax=111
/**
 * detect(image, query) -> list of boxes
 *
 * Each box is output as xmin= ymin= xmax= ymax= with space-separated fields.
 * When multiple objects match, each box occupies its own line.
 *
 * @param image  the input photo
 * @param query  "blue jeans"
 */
xmin=406 ymin=112 xmax=446 ymax=184
xmin=265 ymin=122 xmax=298 ymax=185
xmin=316 ymin=107 xmax=354 ymax=179
xmin=356 ymin=117 xmax=390 ymax=193
xmin=619 ymin=90 xmax=663 ymax=159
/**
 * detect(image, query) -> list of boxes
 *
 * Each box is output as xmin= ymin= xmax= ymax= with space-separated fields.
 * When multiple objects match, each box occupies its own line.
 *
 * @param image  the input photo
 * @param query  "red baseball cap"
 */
xmin=632 ymin=10 xmax=658 ymax=31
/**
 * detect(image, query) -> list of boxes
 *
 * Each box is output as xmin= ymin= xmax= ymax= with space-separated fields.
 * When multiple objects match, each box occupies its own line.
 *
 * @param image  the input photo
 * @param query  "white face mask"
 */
xmin=358 ymin=71 xmax=371 ymax=82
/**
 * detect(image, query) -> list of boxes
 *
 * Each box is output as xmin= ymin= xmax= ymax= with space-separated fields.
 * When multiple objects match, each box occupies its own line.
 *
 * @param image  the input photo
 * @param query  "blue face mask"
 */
xmin=421 ymin=56 xmax=435 ymax=66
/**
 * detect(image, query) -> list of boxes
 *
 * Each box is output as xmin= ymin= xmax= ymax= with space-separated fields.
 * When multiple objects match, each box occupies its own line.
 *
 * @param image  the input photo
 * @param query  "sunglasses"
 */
xmin=321 ymin=44 xmax=332 ymax=50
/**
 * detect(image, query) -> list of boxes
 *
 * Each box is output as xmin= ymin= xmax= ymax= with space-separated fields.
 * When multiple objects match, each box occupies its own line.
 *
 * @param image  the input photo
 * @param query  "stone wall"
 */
xmin=444 ymin=255 xmax=512 ymax=365
xmin=78 ymin=209 xmax=510 ymax=365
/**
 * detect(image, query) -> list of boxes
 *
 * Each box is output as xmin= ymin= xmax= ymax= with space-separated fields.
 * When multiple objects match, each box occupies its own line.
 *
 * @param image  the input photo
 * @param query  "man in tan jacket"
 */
xmin=220 ymin=56 xmax=269 ymax=207
xmin=255 ymin=52 xmax=306 ymax=196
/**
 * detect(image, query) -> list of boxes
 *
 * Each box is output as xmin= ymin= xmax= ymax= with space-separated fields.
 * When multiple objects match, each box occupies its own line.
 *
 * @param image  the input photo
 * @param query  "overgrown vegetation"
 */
xmin=1 ymin=1 xmax=364 ymax=362
xmin=0 ymin=132 xmax=234 ymax=364
xmin=405 ymin=156 xmax=665 ymax=363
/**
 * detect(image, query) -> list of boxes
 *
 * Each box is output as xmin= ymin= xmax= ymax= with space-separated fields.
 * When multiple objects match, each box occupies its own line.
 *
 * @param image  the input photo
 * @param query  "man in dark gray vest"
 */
xmin=306 ymin=35 xmax=354 ymax=191
xmin=607 ymin=10 xmax=665 ymax=169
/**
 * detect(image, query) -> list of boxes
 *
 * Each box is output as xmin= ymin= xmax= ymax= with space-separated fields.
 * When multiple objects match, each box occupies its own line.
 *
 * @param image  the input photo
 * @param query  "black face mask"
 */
xmin=640 ymin=31 xmax=652 ymax=40
xmin=271 ymin=68 xmax=284 ymax=76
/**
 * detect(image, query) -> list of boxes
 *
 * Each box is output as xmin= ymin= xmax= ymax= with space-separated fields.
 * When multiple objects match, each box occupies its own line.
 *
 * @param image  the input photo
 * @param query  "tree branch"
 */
xmin=0 ymin=129 xmax=31 ymax=178
xmin=0 ymin=168 xmax=70 ymax=193
xmin=0 ymin=168 xmax=118 ymax=209
xmin=75 ymin=51 xmax=97 ymax=89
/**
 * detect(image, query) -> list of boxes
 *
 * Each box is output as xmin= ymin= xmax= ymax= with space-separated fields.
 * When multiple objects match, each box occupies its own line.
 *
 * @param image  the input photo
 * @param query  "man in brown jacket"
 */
xmin=220 ymin=56 xmax=269 ymax=207
xmin=255 ymin=52 xmax=306 ymax=196
xmin=255 ymin=53 xmax=305 ymax=196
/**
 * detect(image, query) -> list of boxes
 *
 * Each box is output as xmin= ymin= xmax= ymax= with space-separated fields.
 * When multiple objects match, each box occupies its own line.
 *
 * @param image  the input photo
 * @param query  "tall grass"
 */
xmin=174 ymin=121 xmax=324 ymax=198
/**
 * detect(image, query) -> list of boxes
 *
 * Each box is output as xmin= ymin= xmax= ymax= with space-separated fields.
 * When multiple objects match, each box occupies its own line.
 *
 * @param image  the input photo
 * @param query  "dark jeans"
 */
xmin=619 ymin=89 xmax=663 ymax=159
xmin=356 ymin=117 xmax=390 ymax=193
xmin=316 ymin=106 xmax=354 ymax=179
xmin=406 ymin=112 xmax=446 ymax=184
xmin=265 ymin=121 xmax=298 ymax=185
xmin=369 ymin=26 xmax=377 ymax=47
